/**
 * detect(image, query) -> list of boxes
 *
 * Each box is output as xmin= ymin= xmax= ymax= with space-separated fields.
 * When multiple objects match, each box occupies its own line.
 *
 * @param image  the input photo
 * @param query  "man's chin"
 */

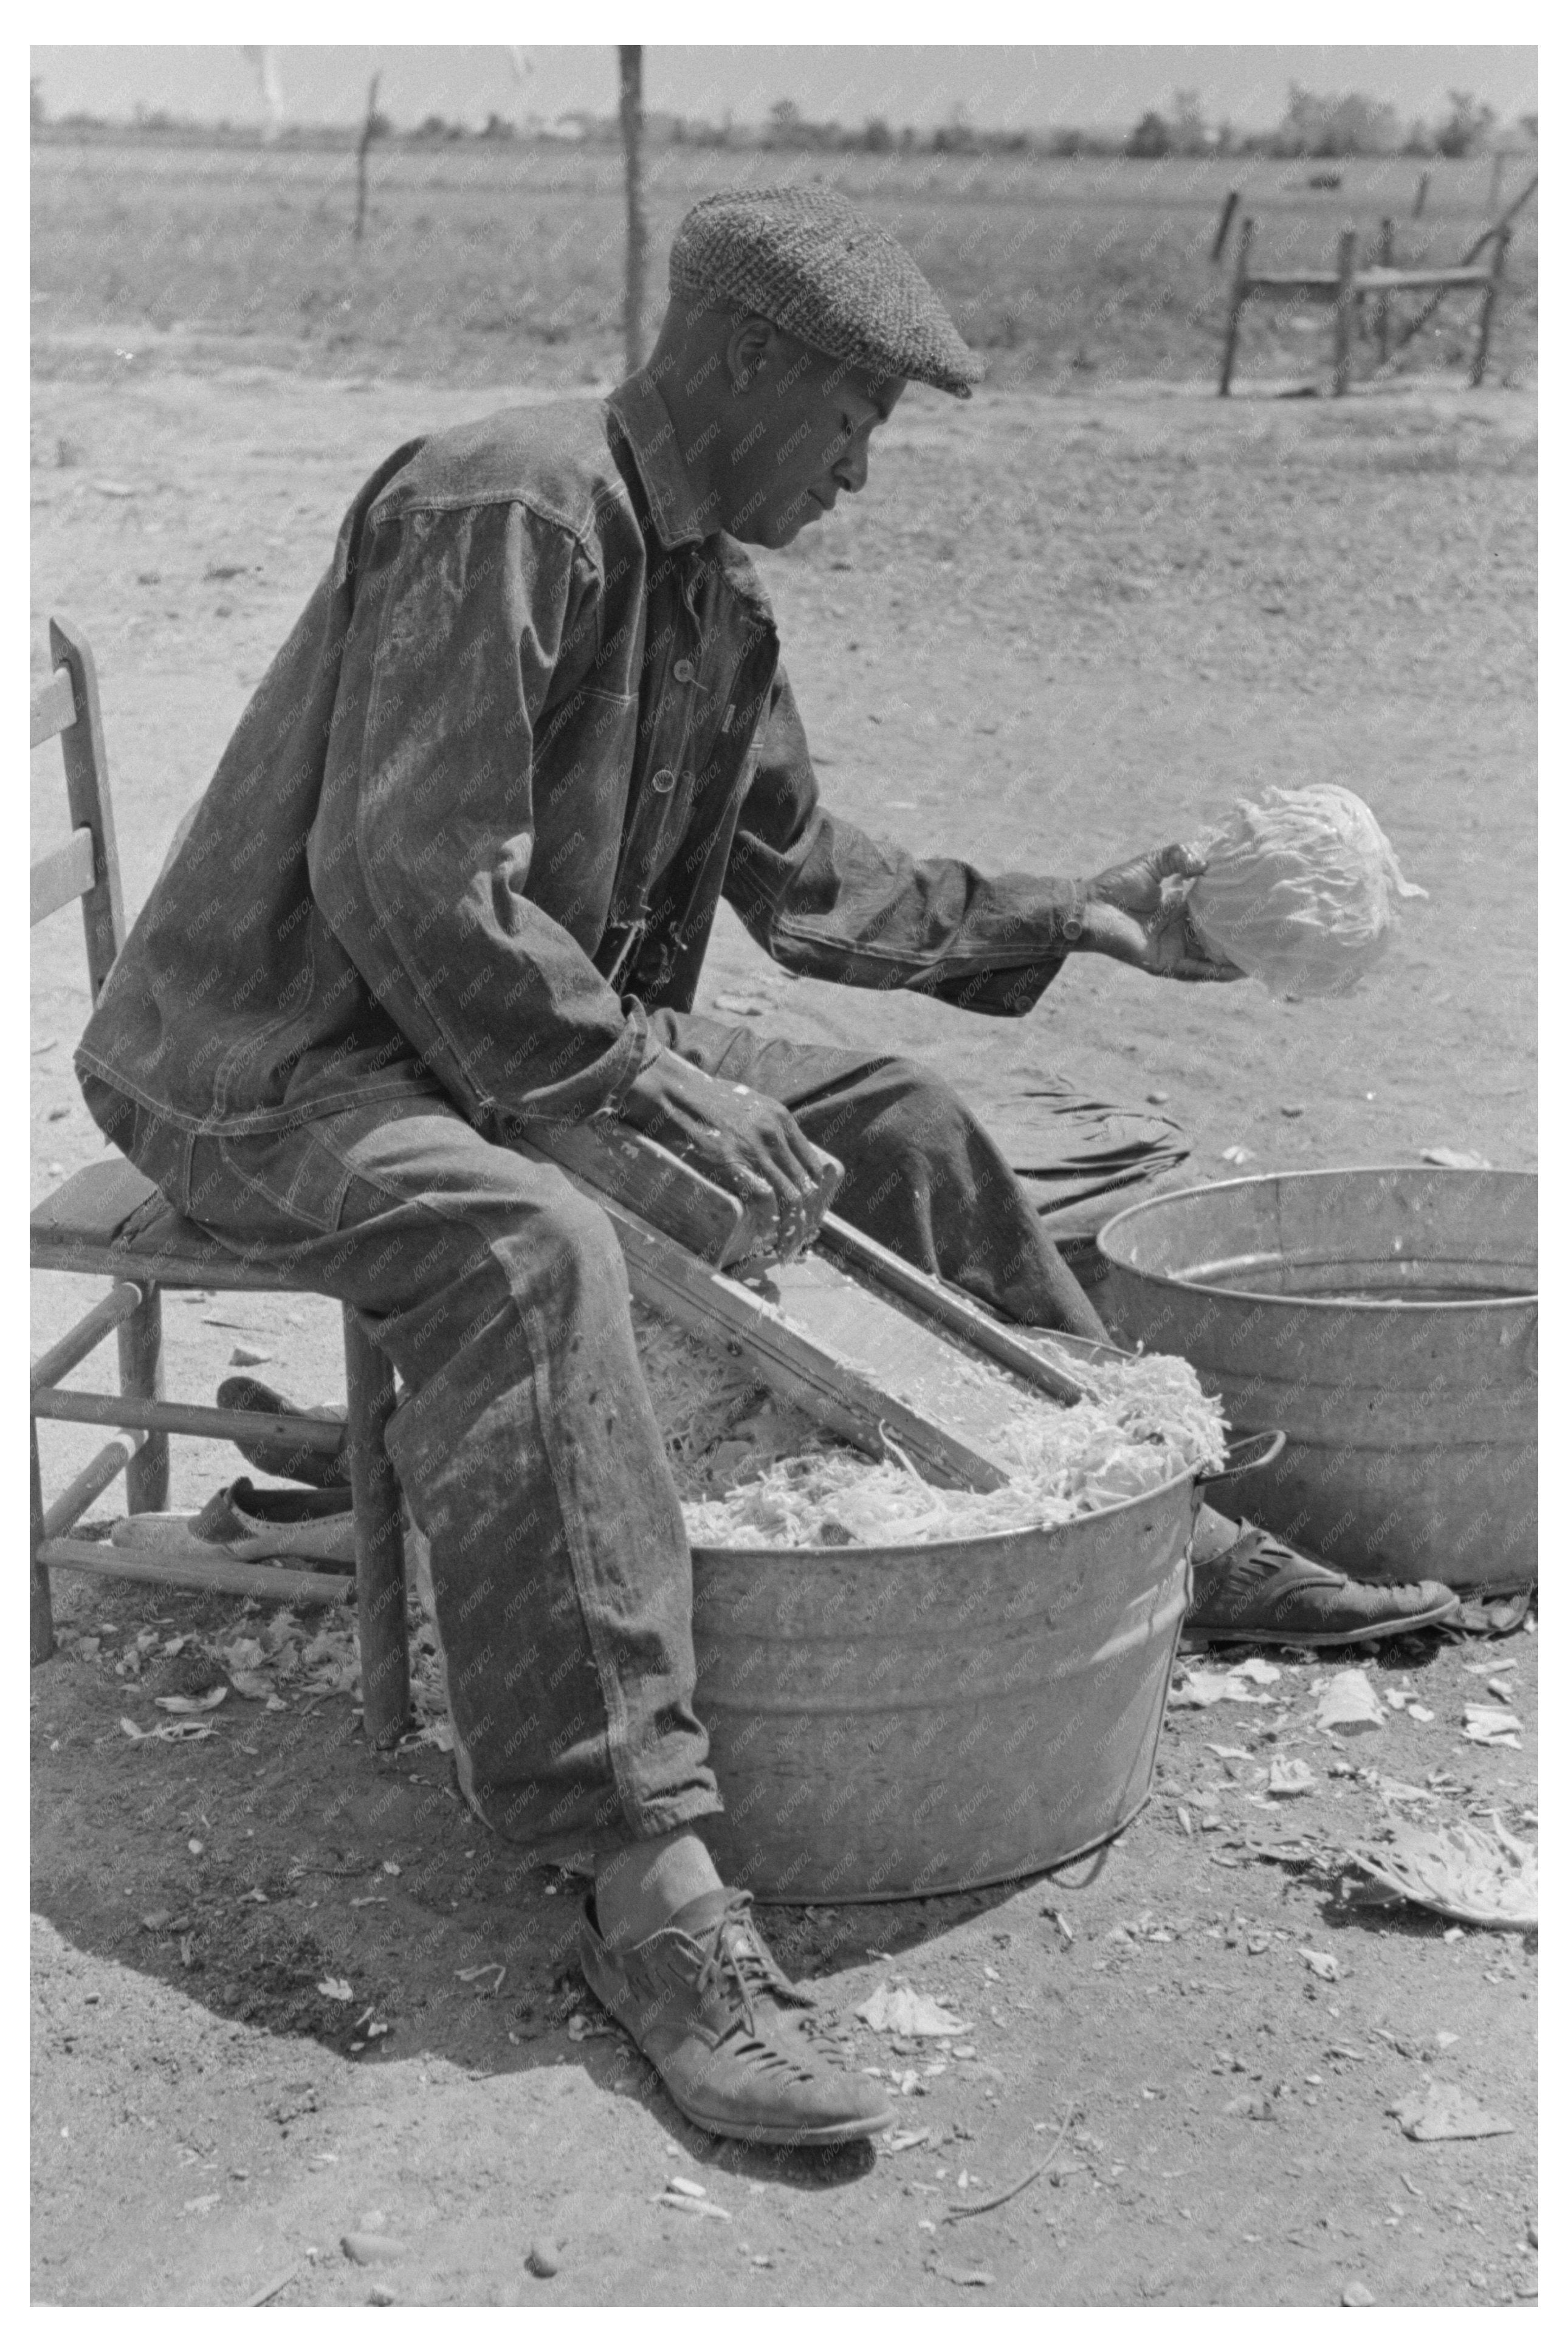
xmin=740 ymin=514 xmax=807 ymax=550
xmin=775 ymin=501 xmax=824 ymax=546
xmin=731 ymin=497 xmax=820 ymax=549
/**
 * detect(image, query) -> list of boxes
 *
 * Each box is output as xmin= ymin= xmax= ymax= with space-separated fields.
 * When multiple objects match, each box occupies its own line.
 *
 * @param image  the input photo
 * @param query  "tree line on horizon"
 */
xmin=31 ymin=77 xmax=1536 ymax=163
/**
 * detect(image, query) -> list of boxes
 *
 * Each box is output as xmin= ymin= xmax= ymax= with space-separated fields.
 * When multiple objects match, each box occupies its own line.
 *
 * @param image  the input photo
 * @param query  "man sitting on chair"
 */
xmin=78 ymin=187 xmax=1457 ymax=2150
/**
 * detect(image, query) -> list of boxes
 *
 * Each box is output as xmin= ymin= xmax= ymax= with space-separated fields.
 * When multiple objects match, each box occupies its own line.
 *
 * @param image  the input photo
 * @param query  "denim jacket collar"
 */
xmin=605 ymin=370 xmax=714 ymax=551
xmin=607 ymin=370 xmax=777 ymax=625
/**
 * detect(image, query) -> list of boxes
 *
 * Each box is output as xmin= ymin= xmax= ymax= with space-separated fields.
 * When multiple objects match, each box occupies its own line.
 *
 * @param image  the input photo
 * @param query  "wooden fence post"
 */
xmin=1217 ymin=213 xmax=1253 ymax=396
xmin=354 ymin=72 xmax=380 ymax=245
xmin=1376 ymin=216 xmax=1394 ymax=365
xmin=1413 ymin=169 xmax=1430 ymax=219
xmin=1332 ymin=226 xmax=1358 ymax=395
xmin=618 ymin=46 xmax=647 ymax=377
xmin=1210 ymin=188 xmax=1240 ymax=265
xmin=1470 ymin=222 xmax=1510 ymax=388
xmin=1387 ymin=173 xmax=1534 ymax=361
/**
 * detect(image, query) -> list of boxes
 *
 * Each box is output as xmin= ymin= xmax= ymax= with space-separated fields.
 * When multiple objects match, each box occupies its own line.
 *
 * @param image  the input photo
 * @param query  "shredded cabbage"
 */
xmin=632 ymin=1303 xmax=1226 ymax=1550
xmin=1185 ymin=784 xmax=1426 ymax=998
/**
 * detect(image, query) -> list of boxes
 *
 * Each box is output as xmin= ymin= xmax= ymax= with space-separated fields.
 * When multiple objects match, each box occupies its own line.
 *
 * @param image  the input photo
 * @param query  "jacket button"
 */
xmin=673 ymin=659 xmax=696 ymax=684
xmin=652 ymin=767 xmax=677 ymax=793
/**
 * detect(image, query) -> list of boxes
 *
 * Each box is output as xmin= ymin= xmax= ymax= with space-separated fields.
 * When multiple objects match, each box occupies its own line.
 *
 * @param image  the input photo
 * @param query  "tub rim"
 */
xmin=1097 ymin=1163 xmax=1538 ymax=1315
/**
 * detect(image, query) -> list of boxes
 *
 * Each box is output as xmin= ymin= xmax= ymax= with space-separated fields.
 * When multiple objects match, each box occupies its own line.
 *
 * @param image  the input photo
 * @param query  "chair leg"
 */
xmin=117 ymin=1282 xmax=170 ymax=1511
xmin=31 ymin=1423 xmax=55 ymax=1666
xmin=343 ymin=1307 xmax=410 ymax=1749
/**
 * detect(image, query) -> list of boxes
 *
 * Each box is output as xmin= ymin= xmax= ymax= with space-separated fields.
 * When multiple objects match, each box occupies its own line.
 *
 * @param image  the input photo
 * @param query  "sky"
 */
xmin=29 ymin=44 xmax=1539 ymax=139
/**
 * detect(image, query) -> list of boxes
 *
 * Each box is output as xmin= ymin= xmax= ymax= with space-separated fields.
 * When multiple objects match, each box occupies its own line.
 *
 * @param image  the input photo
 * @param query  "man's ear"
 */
xmin=725 ymin=316 xmax=778 ymax=393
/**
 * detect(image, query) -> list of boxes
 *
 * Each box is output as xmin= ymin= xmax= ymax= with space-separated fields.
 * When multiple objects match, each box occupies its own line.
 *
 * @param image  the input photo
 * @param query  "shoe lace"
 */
xmin=692 ymin=1891 xmax=810 ymax=2041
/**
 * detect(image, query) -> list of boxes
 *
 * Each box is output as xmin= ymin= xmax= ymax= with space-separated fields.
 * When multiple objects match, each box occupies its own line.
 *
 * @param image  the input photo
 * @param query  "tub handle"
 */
xmin=1196 ymin=1429 xmax=1287 ymax=1487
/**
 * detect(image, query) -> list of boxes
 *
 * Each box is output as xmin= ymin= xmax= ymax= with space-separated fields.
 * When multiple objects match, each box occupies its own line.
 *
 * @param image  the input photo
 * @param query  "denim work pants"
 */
xmin=86 ymin=1017 xmax=1187 ymax=1863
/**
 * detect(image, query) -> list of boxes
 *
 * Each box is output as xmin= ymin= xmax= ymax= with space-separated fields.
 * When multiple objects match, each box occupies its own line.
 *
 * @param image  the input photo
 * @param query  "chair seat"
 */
xmin=30 ymin=1155 xmax=315 ymax=1291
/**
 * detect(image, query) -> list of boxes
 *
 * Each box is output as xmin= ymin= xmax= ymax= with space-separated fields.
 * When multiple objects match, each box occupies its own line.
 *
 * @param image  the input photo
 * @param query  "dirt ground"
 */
xmin=30 ymin=345 xmax=1536 ymax=2306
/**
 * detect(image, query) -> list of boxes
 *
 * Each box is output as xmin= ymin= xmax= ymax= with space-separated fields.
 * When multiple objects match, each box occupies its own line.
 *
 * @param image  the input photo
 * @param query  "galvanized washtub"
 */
xmin=690 ymin=1336 xmax=1254 ymax=1905
xmin=1096 ymin=1167 xmax=1538 ymax=1596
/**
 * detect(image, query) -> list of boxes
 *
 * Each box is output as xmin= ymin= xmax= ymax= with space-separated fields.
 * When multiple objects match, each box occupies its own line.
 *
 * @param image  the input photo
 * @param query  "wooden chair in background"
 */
xmin=28 ymin=616 xmax=411 ymax=1743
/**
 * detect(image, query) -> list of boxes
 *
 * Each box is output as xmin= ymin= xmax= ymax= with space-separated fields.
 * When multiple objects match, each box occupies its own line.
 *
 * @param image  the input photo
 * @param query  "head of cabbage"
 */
xmin=1184 ymin=785 xmax=1427 ymax=999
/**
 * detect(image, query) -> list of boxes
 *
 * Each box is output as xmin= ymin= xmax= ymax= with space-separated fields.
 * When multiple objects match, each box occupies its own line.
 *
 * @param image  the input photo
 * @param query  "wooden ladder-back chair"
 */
xmin=29 ymin=616 xmax=411 ymax=1742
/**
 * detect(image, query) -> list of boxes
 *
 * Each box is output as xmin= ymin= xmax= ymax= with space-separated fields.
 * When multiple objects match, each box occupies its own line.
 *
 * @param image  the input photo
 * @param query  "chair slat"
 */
xmin=29 ymin=1278 xmax=145 ymax=1392
xmin=32 ymin=1387 xmax=352 ymax=1451
xmin=42 ymin=1435 xmax=152 ymax=1539
xmin=29 ymin=665 xmax=77 ymax=746
xmin=30 ymin=828 xmax=98 ymax=927
xmin=49 ymin=617 xmax=125 ymax=999
xmin=36 ymin=1535 xmax=352 ymax=1609
xmin=31 ymin=1237 xmax=312 ymax=1291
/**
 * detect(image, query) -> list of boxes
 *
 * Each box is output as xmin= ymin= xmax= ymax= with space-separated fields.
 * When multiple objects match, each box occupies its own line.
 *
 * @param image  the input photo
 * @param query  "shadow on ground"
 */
xmin=32 ymin=1565 xmax=1031 ymax=2194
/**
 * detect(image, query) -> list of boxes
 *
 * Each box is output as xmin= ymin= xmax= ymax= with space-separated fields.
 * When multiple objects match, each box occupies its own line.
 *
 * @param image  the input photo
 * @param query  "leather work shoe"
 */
xmin=579 ymin=1887 xmax=894 ymax=2147
xmin=190 ymin=1476 xmax=357 ymax=1560
xmin=216 ymin=1376 xmax=350 ymax=1489
xmin=1187 ymin=1521 xmax=1459 ymax=1648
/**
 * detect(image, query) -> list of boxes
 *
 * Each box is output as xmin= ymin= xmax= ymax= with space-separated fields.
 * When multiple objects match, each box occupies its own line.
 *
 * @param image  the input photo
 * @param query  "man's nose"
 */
xmin=834 ymin=436 xmax=870 ymax=495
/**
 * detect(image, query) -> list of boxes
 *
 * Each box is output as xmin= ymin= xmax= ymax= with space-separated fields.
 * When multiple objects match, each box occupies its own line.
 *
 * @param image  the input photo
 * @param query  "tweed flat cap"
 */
xmin=668 ymin=184 xmax=983 ymax=398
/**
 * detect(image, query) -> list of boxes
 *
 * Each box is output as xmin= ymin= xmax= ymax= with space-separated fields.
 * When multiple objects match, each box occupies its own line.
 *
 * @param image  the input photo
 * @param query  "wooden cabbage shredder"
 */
xmin=526 ymin=1115 xmax=1101 ymax=1490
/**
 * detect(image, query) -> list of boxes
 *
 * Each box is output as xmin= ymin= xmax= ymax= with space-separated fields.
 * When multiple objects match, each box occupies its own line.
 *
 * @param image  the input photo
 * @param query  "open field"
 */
xmin=32 ymin=134 xmax=1538 ymax=393
xmin=31 ymin=141 xmax=1536 ymax=2309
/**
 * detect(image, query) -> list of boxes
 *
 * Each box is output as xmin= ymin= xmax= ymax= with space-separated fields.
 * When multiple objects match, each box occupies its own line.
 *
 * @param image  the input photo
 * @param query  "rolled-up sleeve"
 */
xmin=723 ymin=669 xmax=1076 ymax=1017
xmin=311 ymin=498 xmax=647 ymax=1126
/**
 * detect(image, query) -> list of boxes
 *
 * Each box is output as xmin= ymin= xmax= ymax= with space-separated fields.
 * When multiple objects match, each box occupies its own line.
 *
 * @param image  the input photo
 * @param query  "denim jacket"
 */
xmin=77 ymin=370 xmax=1075 ymax=1141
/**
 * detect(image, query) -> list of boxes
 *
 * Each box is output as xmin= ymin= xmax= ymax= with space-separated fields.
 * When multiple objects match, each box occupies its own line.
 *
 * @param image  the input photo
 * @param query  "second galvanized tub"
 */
xmin=691 ymin=1333 xmax=1202 ymax=1904
xmin=1096 ymin=1167 xmax=1538 ymax=1595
